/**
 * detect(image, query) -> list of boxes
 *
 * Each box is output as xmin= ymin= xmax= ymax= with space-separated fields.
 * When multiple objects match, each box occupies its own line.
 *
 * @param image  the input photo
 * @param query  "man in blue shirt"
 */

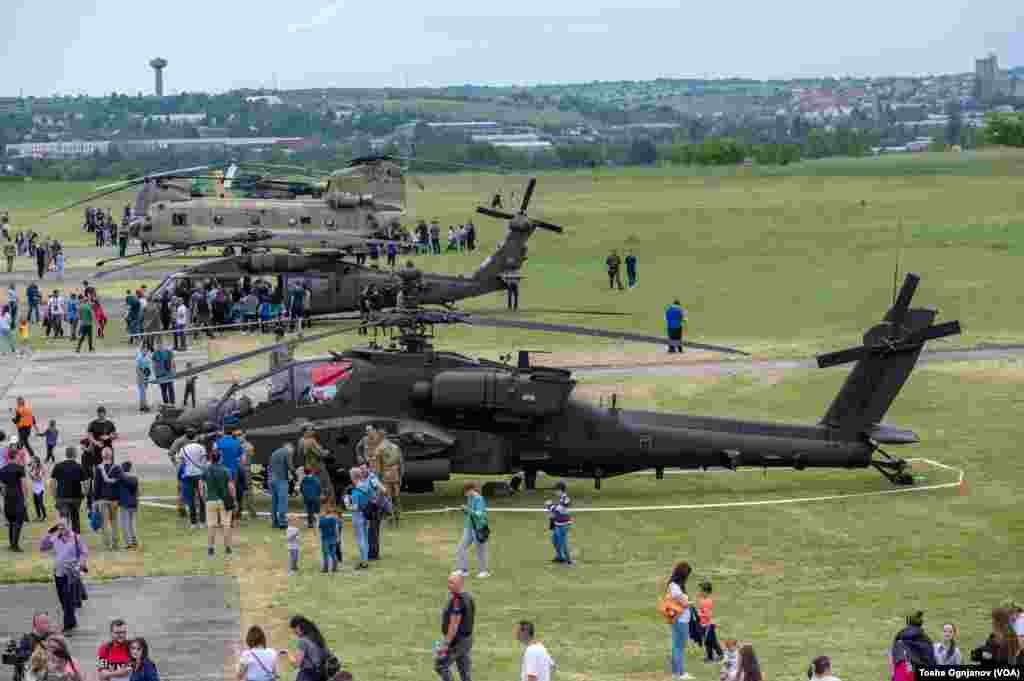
xmin=665 ymin=299 xmax=685 ymax=354
xmin=151 ymin=344 xmax=175 ymax=405
xmin=214 ymin=432 xmax=243 ymax=525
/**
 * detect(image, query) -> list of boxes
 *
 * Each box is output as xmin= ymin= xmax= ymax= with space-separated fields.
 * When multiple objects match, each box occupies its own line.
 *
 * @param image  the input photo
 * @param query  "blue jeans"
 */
xmin=352 ymin=510 xmax=369 ymax=562
xmin=671 ymin=616 xmax=688 ymax=676
xmin=321 ymin=541 xmax=338 ymax=570
xmin=553 ymin=525 xmax=571 ymax=562
xmin=271 ymin=479 xmax=289 ymax=528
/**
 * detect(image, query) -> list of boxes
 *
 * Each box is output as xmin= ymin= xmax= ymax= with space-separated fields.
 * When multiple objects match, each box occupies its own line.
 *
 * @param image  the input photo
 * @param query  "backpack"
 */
xmin=321 ymin=651 xmax=341 ymax=681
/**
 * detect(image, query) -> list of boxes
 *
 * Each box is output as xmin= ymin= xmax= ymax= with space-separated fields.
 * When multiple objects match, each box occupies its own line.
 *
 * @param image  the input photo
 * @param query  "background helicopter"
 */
xmin=145 ymin=205 xmax=959 ymax=496
xmin=136 ymin=178 xmax=563 ymax=332
xmin=49 ymin=156 xmax=416 ymax=256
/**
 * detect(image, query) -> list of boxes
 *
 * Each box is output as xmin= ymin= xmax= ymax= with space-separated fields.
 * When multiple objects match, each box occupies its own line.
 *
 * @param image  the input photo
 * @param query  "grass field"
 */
xmin=5 ymin=150 xmax=1023 ymax=358
xmin=1 ymin=357 xmax=1021 ymax=681
xmin=1 ymin=152 xmax=1022 ymax=680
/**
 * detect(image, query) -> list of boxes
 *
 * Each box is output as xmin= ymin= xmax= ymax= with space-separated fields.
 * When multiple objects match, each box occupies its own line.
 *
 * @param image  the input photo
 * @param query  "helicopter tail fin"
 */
xmin=817 ymin=274 xmax=960 ymax=440
xmin=470 ymin=215 xmax=536 ymax=286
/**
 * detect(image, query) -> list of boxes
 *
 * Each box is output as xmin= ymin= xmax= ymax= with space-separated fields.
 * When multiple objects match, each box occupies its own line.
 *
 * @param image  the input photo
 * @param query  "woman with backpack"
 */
xmin=281 ymin=616 xmax=337 ymax=681
xmin=890 ymin=611 xmax=935 ymax=681
xmin=665 ymin=561 xmax=694 ymax=681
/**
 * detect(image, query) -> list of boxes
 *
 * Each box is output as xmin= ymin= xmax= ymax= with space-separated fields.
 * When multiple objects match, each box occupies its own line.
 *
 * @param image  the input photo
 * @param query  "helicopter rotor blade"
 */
xmin=520 ymin=177 xmax=537 ymax=214
xmin=476 ymin=206 xmax=515 ymax=221
xmin=466 ymin=317 xmax=749 ymax=356
xmin=50 ymin=165 xmax=212 ymax=217
xmin=467 ymin=308 xmax=631 ymax=317
xmin=151 ymin=321 xmax=372 ymax=385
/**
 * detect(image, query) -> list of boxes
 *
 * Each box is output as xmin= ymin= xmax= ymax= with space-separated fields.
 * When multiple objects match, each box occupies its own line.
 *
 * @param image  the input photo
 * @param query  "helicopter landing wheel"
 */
xmin=223 ymin=246 xmax=236 ymax=256
xmin=524 ymin=469 xmax=537 ymax=491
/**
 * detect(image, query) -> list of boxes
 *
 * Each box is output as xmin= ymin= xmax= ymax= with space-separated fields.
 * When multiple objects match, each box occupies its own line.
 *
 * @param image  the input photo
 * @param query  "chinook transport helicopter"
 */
xmin=138 ymin=178 xmax=561 ymax=333
xmin=49 ymin=157 xmax=413 ymax=256
xmin=147 ymin=209 xmax=960 ymax=494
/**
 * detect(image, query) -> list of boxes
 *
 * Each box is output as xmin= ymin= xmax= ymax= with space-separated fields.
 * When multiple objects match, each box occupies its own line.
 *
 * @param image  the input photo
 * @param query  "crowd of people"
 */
xmin=657 ymin=561 xmax=1024 ymax=681
xmin=1 ymin=280 xmax=108 ymax=354
xmin=409 ymin=219 xmax=477 ymax=256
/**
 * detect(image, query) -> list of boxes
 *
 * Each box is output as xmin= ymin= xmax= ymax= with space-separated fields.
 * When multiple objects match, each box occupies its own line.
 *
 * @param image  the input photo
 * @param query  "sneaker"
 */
xmin=476 ymin=571 xmax=490 ymax=578
xmin=564 ymin=560 xmax=576 ymax=567
xmin=454 ymin=570 xmax=469 ymax=577
xmin=680 ymin=674 xmax=695 ymax=680
xmin=207 ymin=547 xmax=215 ymax=557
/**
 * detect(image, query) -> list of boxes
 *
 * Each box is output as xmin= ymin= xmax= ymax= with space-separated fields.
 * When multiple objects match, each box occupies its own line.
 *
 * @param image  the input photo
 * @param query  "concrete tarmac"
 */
xmin=0 ymin=576 xmax=240 ymax=681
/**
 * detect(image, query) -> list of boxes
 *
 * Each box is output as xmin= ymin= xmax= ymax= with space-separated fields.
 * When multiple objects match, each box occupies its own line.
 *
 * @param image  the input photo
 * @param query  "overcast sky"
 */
xmin=1 ymin=0 xmax=1021 ymax=96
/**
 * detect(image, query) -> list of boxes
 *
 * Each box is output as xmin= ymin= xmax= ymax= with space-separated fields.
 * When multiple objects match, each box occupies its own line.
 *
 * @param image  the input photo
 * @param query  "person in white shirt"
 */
xmin=517 ymin=620 xmax=554 ymax=681
xmin=237 ymin=625 xmax=277 ymax=681
xmin=174 ymin=298 xmax=189 ymax=351
xmin=0 ymin=307 xmax=14 ymax=353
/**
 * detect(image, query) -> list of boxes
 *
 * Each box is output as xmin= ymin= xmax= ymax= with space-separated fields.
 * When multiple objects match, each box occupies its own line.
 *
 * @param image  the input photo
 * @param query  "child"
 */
xmin=319 ymin=507 xmax=341 ymax=573
xmin=300 ymin=468 xmax=322 ymax=529
xmin=118 ymin=461 xmax=140 ymax=549
xmin=183 ymin=362 xmax=198 ymax=408
xmin=543 ymin=481 xmax=574 ymax=566
xmin=41 ymin=419 xmax=58 ymax=464
xmin=719 ymin=639 xmax=738 ymax=681
xmin=29 ymin=455 xmax=46 ymax=521
xmin=699 ymin=580 xmax=723 ymax=662
xmin=286 ymin=520 xmax=300 ymax=575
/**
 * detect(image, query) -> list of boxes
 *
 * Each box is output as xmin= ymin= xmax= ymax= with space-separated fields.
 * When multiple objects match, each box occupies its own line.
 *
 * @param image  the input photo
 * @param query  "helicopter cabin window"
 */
xmin=288 ymin=217 xmax=298 ymax=227
xmin=213 ymin=215 xmax=224 ymax=226
xmin=249 ymin=214 xmax=261 ymax=226
xmin=171 ymin=213 xmax=188 ymax=226
xmin=324 ymin=217 xmax=337 ymax=230
xmin=300 ymin=216 xmax=312 ymax=226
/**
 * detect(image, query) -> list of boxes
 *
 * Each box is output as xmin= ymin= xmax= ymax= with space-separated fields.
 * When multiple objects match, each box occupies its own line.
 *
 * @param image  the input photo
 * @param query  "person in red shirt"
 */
xmin=698 ymin=580 xmax=723 ymax=662
xmin=97 ymin=618 xmax=132 ymax=681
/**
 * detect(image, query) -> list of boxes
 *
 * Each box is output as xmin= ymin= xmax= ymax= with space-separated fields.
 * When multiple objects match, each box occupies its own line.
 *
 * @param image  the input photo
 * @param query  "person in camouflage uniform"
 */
xmin=236 ymin=430 xmax=259 ymax=521
xmin=378 ymin=433 xmax=404 ymax=526
xmin=298 ymin=425 xmax=334 ymax=503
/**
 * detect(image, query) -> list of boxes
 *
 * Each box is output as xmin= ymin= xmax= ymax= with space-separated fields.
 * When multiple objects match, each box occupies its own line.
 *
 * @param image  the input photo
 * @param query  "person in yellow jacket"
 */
xmin=12 ymin=397 xmax=38 ymax=457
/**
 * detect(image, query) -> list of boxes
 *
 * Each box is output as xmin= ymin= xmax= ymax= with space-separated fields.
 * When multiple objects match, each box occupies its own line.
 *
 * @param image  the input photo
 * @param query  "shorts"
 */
xmin=206 ymin=500 xmax=227 ymax=527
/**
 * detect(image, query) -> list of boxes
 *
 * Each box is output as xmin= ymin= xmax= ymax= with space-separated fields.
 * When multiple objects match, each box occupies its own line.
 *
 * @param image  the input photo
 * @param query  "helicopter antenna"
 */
xmin=893 ymin=218 xmax=904 ymax=305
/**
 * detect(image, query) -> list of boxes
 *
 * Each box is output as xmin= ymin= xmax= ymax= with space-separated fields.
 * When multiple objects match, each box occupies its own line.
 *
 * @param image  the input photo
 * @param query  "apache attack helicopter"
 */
xmin=138 ymin=178 xmax=561 ymax=333
xmin=50 ymin=157 xmax=414 ymax=256
xmin=146 ymin=202 xmax=961 ymax=494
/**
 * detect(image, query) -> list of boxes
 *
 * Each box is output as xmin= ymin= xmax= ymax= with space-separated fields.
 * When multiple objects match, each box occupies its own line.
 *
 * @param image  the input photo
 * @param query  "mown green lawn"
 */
xmin=2 ymin=358 xmax=1019 ymax=681
xmin=3 ymin=150 xmax=1024 ymax=358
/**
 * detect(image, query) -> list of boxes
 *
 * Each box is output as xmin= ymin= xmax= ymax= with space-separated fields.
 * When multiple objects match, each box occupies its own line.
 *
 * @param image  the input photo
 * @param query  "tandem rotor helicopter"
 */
xmin=146 ymin=190 xmax=961 ymax=496
xmin=49 ymin=156 xmax=419 ymax=256
xmin=139 ymin=177 xmax=566 ymax=332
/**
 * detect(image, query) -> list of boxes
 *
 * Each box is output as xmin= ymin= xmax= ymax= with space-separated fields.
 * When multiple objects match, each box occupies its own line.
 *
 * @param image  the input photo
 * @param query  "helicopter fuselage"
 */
xmin=138 ymin=195 xmax=405 ymax=252
xmin=148 ymin=345 xmax=879 ymax=492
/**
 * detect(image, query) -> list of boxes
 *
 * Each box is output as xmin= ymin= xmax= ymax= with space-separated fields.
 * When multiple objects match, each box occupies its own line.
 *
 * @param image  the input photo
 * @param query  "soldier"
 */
xmin=236 ymin=430 xmax=259 ymax=521
xmin=299 ymin=425 xmax=334 ymax=503
xmin=429 ymin=219 xmax=441 ymax=255
xmin=358 ymin=285 xmax=373 ymax=336
xmin=363 ymin=429 xmax=387 ymax=559
xmin=354 ymin=425 xmax=374 ymax=465
xmin=4 ymin=241 xmax=15 ymax=273
xmin=379 ymin=433 xmax=404 ymax=527
xmin=606 ymin=250 xmax=624 ymax=291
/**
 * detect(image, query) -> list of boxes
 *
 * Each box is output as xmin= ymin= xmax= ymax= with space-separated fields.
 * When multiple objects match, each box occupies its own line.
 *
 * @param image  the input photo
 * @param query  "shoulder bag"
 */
xmin=469 ymin=508 xmax=490 ymax=544
xmin=248 ymin=649 xmax=280 ymax=681
xmin=657 ymin=586 xmax=685 ymax=624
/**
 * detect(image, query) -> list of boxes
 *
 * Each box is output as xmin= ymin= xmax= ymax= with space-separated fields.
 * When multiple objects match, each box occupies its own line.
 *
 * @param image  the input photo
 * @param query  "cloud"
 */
xmin=287 ymin=0 xmax=345 ymax=33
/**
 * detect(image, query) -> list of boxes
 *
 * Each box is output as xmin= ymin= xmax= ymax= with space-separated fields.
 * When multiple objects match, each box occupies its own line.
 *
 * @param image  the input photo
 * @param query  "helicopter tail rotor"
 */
xmin=475 ymin=178 xmax=563 ymax=233
xmin=818 ymin=273 xmax=960 ymax=438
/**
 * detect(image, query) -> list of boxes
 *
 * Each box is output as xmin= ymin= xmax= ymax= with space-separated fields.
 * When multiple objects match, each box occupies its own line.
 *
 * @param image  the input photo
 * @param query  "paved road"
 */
xmin=0 ymin=577 xmax=240 ymax=681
